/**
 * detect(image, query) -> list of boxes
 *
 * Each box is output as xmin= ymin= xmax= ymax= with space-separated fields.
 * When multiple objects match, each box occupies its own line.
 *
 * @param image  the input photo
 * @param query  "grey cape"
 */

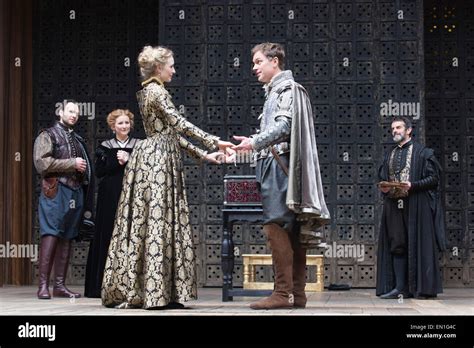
xmin=287 ymin=81 xmax=331 ymax=248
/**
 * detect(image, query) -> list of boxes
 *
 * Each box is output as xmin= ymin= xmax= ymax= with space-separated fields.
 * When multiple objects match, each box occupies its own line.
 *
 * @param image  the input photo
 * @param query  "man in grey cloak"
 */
xmin=233 ymin=42 xmax=330 ymax=309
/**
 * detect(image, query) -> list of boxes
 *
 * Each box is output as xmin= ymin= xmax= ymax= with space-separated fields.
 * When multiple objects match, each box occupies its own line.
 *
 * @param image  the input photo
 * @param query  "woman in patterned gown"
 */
xmin=101 ymin=46 xmax=233 ymax=309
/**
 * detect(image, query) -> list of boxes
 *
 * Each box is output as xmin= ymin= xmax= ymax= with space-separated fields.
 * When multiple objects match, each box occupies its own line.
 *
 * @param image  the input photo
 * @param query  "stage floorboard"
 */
xmin=0 ymin=286 xmax=472 ymax=315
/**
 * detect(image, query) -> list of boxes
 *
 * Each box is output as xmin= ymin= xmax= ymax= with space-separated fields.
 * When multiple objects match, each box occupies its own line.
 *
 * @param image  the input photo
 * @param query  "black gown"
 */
xmin=84 ymin=137 xmax=139 ymax=298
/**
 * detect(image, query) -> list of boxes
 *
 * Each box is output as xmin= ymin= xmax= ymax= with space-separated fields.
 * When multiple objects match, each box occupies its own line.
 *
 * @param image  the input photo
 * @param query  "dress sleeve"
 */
xmin=33 ymin=132 xmax=76 ymax=175
xmin=179 ymin=136 xmax=208 ymax=160
xmin=145 ymin=85 xmax=219 ymax=150
xmin=95 ymin=145 xmax=122 ymax=178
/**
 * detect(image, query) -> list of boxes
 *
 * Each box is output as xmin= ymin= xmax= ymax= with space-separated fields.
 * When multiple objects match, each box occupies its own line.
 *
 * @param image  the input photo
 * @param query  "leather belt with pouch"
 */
xmin=42 ymin=177 xmax=59 ymax=199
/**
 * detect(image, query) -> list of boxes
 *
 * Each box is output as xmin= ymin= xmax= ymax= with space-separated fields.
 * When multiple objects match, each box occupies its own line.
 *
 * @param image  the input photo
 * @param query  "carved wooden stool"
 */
xmin=242 ymin=254 xmax=324 ymax=292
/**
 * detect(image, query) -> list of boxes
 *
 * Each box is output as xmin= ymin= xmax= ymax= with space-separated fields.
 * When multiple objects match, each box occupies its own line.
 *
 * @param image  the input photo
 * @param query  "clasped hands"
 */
xmin=203 ymin=136 xmax=252 ymax=164
xmin=117 ymin=150 xmax=130 ymax=165
xmin=204 ymin=140 xmax=236 ymax=164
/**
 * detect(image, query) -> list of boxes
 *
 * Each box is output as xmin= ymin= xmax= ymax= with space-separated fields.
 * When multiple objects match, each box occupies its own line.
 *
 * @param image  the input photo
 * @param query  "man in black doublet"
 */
xmin=376 ymin=117 xmax=446 ymax=299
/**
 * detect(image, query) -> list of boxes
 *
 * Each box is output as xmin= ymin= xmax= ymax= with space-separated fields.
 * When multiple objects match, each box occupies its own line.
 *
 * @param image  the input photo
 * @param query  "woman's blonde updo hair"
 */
xmin=138 ymin=45 xmax=173 ymax=80
xmin=106 ymin=109 xmax=134 ymax=130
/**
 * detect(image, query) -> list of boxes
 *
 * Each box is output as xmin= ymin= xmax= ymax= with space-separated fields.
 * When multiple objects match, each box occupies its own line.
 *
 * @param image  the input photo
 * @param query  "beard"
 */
xmin=61 ymin=119 xmax=74 ymax=128
xmin=393 ymin=133 xmax=404 ymax=143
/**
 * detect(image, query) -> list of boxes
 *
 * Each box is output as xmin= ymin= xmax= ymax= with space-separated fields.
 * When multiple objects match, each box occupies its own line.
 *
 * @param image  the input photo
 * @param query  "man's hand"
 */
xmin=378 ymin=185 xmax=390 ymax=193
xmin=75 ymin=158 xmax=87 ymax=173
xmin=217 ymin=140 xmax=234 ymax=152
xmin=232 ymin=135 xmax=253 ymax=151
xmin=399 ymin=181 xmax=411 ymax=190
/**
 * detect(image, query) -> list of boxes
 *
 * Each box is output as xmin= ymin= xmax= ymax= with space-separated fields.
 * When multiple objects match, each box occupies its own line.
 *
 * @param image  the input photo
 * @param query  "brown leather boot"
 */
xmin=37 ymin=235 xmax=59 ymax=299
xmin=292 ymin=244 xmax=307 ymax=308
xmin=52 ymin=238 xmax=81 ymax=298
xmin=250 ymin=224 xmax=294 ymax=310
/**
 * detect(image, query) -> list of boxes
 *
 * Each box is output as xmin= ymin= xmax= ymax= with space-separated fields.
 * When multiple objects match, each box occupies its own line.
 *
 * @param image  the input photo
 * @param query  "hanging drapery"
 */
xmin=0 ymin=0 xmax=33 ymax=286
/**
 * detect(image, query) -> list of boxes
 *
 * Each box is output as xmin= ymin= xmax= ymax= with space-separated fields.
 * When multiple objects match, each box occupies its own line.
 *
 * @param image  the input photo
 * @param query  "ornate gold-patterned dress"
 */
xmin=101 ymin=77 xmax=218 ymax=309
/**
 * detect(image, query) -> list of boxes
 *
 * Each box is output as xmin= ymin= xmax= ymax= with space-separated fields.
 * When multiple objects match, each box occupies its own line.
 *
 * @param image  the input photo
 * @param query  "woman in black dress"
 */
xmin=84 ymin=109 xmax=140 ymax=298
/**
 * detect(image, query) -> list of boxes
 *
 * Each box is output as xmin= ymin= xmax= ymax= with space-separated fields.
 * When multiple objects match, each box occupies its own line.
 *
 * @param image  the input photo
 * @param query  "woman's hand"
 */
xmin=117 ymin=150 xmax=130 ymax=166
xmin=205 ymin=147 xmax=238 ymax=164
xmin=222 ymin=148 xmax=236 ymax=163
xmin=204 ymin=152 xmax=223 ymax=164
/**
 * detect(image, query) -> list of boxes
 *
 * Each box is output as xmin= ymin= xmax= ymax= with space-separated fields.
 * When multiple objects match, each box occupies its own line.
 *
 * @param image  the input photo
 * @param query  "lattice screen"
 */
xmin=424 ymin=0 xmax=474 ymax=287
xmin=32 ymin=0 xmax=472 ymax=288
xmin=159 ymin=0 xmax=424 ymax=288
xmin=32 ymin=0 xmax=156 ymax=285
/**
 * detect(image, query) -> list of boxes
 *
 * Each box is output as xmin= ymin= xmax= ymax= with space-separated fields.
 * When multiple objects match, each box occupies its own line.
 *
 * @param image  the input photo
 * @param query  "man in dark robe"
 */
xmin=376 ymin=116 xmax=446 ymax=299
xmin=233 ymin=42 xmax=330 ymax=309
